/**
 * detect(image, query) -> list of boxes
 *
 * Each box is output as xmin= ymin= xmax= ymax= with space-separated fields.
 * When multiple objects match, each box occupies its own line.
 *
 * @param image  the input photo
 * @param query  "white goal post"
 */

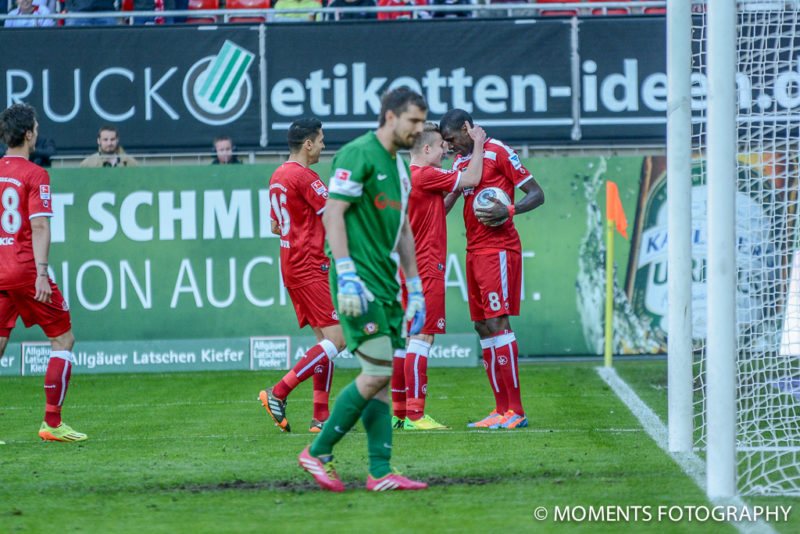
xmin=669 ymin=0 xmax=800 ymax=497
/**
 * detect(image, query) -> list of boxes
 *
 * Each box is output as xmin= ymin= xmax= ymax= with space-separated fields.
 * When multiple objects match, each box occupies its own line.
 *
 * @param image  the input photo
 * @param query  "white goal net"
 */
xmin=691 ymin=1 xmax=800 ymax=495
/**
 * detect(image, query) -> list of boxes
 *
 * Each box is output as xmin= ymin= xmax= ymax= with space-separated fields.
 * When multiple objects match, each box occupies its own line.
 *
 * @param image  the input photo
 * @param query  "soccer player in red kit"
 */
xmin=392 ymin=121 xmax=486 ymax=430
xmin=259 ymin=118 xmax=346 ymax=433
xmin=0 ymin=103 xmax=86 ymax=442
xmin=440 ymin=108 xmax=544 ymax=429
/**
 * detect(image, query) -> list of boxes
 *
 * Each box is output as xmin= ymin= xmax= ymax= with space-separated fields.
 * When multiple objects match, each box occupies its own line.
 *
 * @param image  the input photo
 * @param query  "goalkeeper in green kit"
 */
xmin=298 ymin=87 xmax=429 ymax=492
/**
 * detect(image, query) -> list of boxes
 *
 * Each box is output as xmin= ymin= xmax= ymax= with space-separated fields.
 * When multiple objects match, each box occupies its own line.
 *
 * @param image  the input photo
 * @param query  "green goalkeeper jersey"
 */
xmin=327 ymin=131 xmax=411 ymax=303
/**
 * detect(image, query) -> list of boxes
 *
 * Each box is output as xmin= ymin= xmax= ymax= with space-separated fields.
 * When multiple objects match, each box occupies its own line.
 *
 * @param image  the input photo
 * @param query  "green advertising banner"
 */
xmin=2 ymin=155 xmax=659 ymax=376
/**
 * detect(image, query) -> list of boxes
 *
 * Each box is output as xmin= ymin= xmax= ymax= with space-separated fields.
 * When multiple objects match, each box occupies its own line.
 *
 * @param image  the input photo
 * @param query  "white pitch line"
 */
xmin=596 ymin=366 xmax=778 ymax=534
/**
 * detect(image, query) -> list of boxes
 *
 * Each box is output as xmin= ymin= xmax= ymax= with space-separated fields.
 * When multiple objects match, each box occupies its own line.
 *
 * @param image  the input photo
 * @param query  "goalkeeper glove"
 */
xmin=336 ymin=257 xmax=374 ymax=317
xmin=404 ymin=276 xmax=426 ymax=336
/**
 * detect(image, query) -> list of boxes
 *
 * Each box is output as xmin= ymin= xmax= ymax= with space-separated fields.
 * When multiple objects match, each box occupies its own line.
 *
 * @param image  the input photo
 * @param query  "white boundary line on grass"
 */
xmin=596 ymin=366 xmax=778 ymax=534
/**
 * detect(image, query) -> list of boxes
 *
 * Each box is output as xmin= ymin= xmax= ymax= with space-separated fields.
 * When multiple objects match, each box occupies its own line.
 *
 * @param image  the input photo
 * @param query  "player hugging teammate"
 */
xmin=440 ymin=108 xmax=544 ymax=430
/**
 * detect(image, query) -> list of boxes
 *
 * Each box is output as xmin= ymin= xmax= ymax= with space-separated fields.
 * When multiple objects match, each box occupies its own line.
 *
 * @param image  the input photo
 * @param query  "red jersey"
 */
xmin=269 ymin=161 xmax=330 ymax=289
xmin=454 ymin=138 xmax=533 ymax=253
xmin=408 ymin=164 xmax=461 ymax=279
xmin=0 ymin=156 xmax=53 ymax=290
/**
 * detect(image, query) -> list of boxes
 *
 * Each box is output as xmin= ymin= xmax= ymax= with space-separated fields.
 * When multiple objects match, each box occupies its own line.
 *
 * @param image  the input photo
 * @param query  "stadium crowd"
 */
xmin=1 ymin=0 xmax=669 ymax=27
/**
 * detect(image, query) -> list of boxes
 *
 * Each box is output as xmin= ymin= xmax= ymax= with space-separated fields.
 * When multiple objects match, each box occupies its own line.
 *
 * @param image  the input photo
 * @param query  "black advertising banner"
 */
xmin=0 ymin=25 xmax=261 ymax=152
xmin=265 ymin=19 xmax=575 ymax=148
xmin=0 ymin=18 xmax=676 ymax=153
xmin=577 ymin=16 xmax=667 ymax=143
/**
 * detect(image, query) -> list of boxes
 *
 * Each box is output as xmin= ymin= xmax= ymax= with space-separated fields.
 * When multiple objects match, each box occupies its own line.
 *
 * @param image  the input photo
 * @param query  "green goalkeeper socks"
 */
xmin=309 ymin=380 xmax=367 ymax=458
xmin=361 ymin=398 xmax=392 ymax=479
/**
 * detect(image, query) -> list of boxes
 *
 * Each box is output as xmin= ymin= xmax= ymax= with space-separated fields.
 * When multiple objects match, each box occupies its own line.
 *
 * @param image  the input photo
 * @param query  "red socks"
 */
xmin=312 ymin=356 xmax=334 ymax=421
xmin=480 ymin=337 xmax=508 ymax=414
xmin=391 ymin=349 xmax=407 ymax=420
xmin=405 ymin=339 xmax=431 ymax=421
xmin=490 ymin=331 xmax=524 ymax=416
xmin=272 ymin=339 xmax=338 ymax=422
xmin=44 ymin=351 xmax=73 ymax=427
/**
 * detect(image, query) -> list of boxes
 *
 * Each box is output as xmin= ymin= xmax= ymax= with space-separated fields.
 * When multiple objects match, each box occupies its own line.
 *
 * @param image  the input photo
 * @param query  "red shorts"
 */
xmin=0 ymin=280 xmax=72 ymax=338
xmin=287 ymin=280 xmax=339 ymax=329
xmin=466 ymin=250 xmax=521 ymax=321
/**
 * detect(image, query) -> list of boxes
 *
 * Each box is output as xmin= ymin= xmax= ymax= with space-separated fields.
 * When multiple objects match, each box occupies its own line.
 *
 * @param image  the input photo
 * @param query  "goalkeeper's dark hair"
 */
xmin=287 ymin=118 xmax=322 ymax=152
xmin=439 ymin=108 xmax=473 ymax=134
xmin=411 ymin=122 xmax=441 ymax=155
xmin=378 ymin=86 xmax=427 ymax=127
xmin=0 ymin=103 xmax=37 ymax=148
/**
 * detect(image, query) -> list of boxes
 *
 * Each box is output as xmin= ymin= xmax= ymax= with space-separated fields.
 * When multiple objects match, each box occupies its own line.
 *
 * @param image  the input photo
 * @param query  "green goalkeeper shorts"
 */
xmin=339 ymin=297 xmax=405 ymax=355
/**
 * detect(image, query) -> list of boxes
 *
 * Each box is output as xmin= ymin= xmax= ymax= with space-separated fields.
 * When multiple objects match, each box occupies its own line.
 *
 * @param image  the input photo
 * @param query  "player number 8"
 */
xmin=488 ymin=292 xmax=502 ymax=311
xmin=1 ymin=188 xmax=22 ymax=235
xmin=270 ymin=192 xmax=290 ymax=237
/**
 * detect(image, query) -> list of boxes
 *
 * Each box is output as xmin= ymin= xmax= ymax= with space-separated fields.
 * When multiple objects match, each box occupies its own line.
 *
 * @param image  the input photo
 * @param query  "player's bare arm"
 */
xmin=443 ymin=191 xmax=460 ymax=213
xmin=458 ymin=123 xmax=487 ymax=190
xmin=396 ymin=219 xmax=420 ymax=279
xmin=475 ymin=178 xmax=545 ymax=225
xmin=321 ymin=198 xmax=352 ymax=261
xmin=30 ymin=216 xmax=53 ymax=304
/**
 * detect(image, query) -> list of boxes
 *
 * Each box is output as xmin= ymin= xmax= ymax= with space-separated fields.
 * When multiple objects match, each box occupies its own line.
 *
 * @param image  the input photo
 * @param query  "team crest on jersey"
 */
xmin=421 ymin=384 xmax=428 ymax=395
xmin=43 ymin=200 xmax=49 ymax=208
xmin=482 ymin=360 xmax=488 ymax=370
xmin=62 ymin=300 xmax=69 ymax=311
xmin=314 ymin=364 xmax=324 ymax=374
xmin=363 ymin=322 xmax=378 ymax=335
xmin=334 ymin=168 xmax=351 ymax=181
xmin=497 ymin=355 xmax=508 ymax=366
xmin=39 ymin=185 xmax=50 ymax=199
xmin=311 ymin=179 xmax=328 ymax=198
xmin=332 ymin=310 xmax=339 ymax=321
xmin=437 ymin=318 xmax=445 ymax=330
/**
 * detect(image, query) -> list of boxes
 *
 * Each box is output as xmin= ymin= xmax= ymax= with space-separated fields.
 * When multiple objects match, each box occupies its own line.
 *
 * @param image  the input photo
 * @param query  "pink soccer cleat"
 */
xmin=298 ymin=445 xmax=345 ymax=492
xmin=366 ymin=472 xmax=428 ymax=491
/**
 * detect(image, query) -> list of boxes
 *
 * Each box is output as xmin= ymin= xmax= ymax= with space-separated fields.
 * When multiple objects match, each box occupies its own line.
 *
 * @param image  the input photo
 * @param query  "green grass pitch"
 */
xmin=1 ymin=361 xmax=797 ymax=533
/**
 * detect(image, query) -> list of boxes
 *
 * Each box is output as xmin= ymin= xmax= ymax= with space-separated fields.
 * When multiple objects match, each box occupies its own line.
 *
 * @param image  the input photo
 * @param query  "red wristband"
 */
xmin=507 ymin=204 xmax=516 ymax=218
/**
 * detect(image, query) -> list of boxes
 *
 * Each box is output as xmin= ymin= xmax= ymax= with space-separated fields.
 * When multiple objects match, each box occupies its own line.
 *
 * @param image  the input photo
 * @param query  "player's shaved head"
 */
xmin=379 ymin=87 xmax=427 ymax=127
xmin=411 ymin=122 xmax=441 ymax=155
xmin=288 ymin=118 xmax=323 ymax=152
xmin=439 ymin=108 xmax=473 ymax=134
xmin=0 ymin=103 xmax=37 ymax=148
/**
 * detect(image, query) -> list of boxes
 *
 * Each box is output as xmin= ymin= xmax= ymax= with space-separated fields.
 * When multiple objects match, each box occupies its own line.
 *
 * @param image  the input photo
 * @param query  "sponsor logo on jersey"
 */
xmin=39 ymin=185 xmax=50 ymax=199
xmin=184 ymin=40 xmax=255 ymax=126
xmin=374 ymin=193 xmax=402 ymax=211
xmin=321 ymin=263 xmax=329 ymax=272
xmin=334 ymin=168 xmax=352 ymax=181
xmin=509 ymin=153 xmax=522 ymax=170
xmin=363 ymin=322 xmax=378 ymax=335
xmin=311 ymin=179 xmax=328 ymax=197
xmin=0 ymin=237 xmax=15 ymax=246
xmin=462 ymin=186 xmax=475 ymax=197
xmin=437 ymin=263 xmax=444 ymax=271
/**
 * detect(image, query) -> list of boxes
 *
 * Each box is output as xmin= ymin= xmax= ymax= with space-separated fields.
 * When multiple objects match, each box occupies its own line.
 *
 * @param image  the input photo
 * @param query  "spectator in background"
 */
xmin=325 ymin=0 xmax=376 ymax=20
xmin=63 ymin=0 xmax=117 ymax=26
xmin=273 ymin=0 xmax=322 ymax=21
xmin=4 ymin=0 xmax=56 ymax=27
xmin=377 ymin=0 xmax=429 ymax=20
xmin=431 ymin=0 xmax=470 ymax=18
xmin=212 ymin=135 xmax=242 ymax=164
xmin=80 ymin=125 xmax=139 ymax=168
xmin=132 ymin=0 xmax=176 ymax=24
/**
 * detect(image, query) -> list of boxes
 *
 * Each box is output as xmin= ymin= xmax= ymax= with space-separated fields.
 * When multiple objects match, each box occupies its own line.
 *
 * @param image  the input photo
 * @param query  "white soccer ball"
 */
xmin=472 ymin=187 xmax=512 ymax=227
